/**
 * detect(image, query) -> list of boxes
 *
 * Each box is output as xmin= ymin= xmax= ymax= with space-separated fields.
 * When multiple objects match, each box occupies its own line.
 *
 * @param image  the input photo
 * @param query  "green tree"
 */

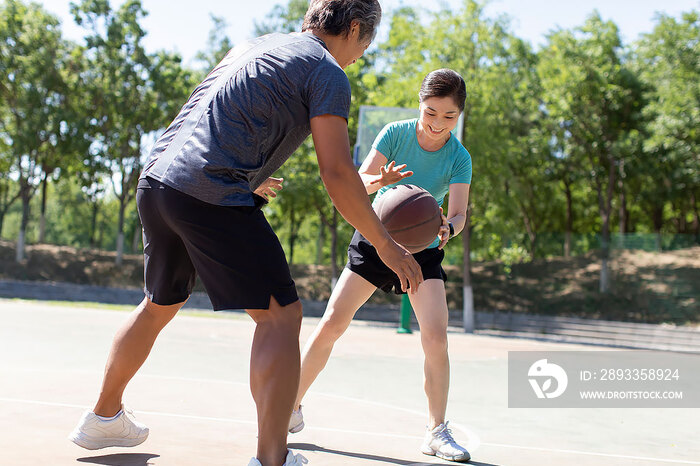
xmin=634 ymin=11 xmax=700 ymax=242
xmin=0 ymin=0 xmax=69 ymax=261
xmin=538 ymin=12 xmax=644 ymax=292
xmin=71 ymin=0 xmax=195 ymax=264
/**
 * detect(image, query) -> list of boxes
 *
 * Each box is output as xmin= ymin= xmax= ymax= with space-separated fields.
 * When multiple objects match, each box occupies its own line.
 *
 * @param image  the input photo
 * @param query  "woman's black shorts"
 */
xmin=136 ymin=177 xmax=298 ymax=310
xmin=346 ymin=230 xmax=447 ymax=294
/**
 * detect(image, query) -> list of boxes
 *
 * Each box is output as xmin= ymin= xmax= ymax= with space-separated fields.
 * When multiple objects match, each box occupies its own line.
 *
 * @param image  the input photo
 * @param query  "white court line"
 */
xmin=1 ymin=396 xmax=696 ymax=464
xmin=0 ymin=397 xmax=416 ymax=439
xmin=8 ymin=368 xmax=482 ymax=451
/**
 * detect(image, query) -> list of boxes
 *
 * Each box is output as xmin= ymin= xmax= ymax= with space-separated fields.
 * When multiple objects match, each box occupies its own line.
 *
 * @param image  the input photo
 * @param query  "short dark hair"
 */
xmin=419 ymin=69 xmax=467 ymax=112
xmin=302 ymin=0 xmax=382 ymax=43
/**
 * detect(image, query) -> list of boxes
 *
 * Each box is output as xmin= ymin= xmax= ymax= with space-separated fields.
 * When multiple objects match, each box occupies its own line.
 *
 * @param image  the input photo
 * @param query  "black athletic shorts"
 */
xmin=136 ymin=177 xmax=299 ymax=310
xmin=346 ymin=230 xmax=447 ymax=294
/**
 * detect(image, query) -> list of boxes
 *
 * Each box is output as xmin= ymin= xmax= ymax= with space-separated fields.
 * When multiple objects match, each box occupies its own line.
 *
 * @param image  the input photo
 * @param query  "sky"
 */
xmin=40 ymin=0 xmax=700 ymax=66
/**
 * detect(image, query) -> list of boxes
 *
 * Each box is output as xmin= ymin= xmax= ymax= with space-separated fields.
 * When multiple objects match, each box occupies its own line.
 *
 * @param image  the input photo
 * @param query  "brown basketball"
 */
xmin=374 ymin=184 xmax=442 ymax=253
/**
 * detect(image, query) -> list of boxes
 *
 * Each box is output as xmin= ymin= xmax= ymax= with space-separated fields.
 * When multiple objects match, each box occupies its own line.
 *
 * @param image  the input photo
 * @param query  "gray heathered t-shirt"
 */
xmin=141 ymin=32 xmax=351 ymax=206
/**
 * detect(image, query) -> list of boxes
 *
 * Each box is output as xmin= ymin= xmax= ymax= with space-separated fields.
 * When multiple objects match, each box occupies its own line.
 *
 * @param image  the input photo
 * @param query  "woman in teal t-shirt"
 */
xmin=291 ymin=69 xmax=473 ymax=462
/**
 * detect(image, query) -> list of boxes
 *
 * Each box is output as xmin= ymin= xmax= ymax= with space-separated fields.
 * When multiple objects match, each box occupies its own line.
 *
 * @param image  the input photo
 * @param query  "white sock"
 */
xmin=95 ymin=410 xmax=122 ymax=421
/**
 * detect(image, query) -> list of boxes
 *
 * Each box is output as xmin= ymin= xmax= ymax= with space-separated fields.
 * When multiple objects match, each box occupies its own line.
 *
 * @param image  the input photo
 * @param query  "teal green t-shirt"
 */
xmin=372 ymin=118 xmax=472 ymax=249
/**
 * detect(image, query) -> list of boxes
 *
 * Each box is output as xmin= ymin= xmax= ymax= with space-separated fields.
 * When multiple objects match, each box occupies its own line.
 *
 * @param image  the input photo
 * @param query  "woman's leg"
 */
xmin=408 ymin=279 xmax=450 ymax=429
xmin=294 ymin=267 xmax=377 ymax=409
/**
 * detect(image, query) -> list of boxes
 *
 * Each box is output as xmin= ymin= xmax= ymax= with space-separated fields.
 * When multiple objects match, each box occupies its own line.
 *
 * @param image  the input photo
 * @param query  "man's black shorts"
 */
xmin=136 ymin=177 xmax=298 ymax=310
xmin=346 ymin=230 xmax=447 ymax=294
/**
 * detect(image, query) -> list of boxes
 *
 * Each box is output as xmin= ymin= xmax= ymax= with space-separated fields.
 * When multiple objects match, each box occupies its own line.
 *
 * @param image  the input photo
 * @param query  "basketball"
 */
xmin=374 ymin=184 xmax=442 ymax=253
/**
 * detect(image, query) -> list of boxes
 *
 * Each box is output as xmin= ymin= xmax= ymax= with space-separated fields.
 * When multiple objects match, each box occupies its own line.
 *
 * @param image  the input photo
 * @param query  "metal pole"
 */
xmin=398 ymin=294 xmax=413 ymax=334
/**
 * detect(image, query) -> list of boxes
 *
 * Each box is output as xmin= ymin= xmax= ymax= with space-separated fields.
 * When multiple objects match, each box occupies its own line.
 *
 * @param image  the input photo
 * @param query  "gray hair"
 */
xmin=302 ymin=0 xmax=382 ymax=43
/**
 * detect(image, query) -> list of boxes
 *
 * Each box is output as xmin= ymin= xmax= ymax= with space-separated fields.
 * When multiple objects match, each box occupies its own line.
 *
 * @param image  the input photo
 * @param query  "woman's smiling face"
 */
xmin=418 ymin=96 xmax=461 ymax=142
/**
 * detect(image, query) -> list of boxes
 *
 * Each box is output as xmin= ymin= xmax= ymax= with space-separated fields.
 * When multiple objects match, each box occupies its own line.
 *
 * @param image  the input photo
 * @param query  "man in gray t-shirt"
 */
xmin=142 ymin=31 xmax=352 ymax=207
xmin=70 ymin=2 xmax=423 ymax=465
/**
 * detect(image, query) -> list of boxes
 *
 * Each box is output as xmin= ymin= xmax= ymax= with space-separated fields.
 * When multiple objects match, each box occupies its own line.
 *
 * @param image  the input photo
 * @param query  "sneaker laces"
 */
xmin=434 ymin=422 xmax=459 ymax=447
xmin=287 ymin=452 xmax=308 ymax=465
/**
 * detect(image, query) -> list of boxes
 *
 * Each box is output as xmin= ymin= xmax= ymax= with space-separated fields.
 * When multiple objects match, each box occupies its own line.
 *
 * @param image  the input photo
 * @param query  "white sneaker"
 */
xmin=420 ymin=422 xmax=470 ymax=462
xmin=68 ymin=405 xmax=149 ymax=450
xmin=247 ymin=450 xmax=308 ymax=465
xmin=288 ymin=406 xmax=304 ymax=433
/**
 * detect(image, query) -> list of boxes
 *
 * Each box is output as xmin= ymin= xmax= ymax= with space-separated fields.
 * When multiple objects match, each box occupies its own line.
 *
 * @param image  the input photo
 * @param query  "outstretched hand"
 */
xmin=254 ymin=177 xmax=284 ymax=202
xmin=369 ymin=161 xmax=413 ymax=187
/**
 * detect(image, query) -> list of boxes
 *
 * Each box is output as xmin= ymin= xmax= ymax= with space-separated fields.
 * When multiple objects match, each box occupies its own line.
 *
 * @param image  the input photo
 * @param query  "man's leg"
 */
xmin=94 ymin=297 xmax=184 ymax=416
xmin=246 ymin=296 xmax=303 ymax=466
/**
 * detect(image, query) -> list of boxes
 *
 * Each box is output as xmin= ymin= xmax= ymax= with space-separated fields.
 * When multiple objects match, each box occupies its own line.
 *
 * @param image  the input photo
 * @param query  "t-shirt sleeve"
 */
xmin=450 ymin=147 xmax=472 ymax=184
xmin=306 ymin=60 xmax=351 ymax=120
xmin=371 ymin=123 xmax=396 ymax=162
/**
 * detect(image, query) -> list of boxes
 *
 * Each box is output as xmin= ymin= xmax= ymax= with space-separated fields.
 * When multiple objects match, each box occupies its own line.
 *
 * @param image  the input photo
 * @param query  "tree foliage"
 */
xmin=0 ymin=0 xmax=697 ymax=301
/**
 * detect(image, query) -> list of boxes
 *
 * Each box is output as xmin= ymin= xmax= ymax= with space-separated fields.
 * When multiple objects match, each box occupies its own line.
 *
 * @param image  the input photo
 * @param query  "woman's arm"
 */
xmin=437 ymin=183 xmax=470 ymax=249
xmin=358 ymin=148 xmax=413 ymax=195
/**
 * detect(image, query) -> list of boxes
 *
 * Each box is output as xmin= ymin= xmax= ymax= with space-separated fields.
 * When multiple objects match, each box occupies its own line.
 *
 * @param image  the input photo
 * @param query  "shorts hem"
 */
xmin=144 ymin=288 xmax=190 ymax=306
xmin=211 ymin=290 xmax=300 ymax=311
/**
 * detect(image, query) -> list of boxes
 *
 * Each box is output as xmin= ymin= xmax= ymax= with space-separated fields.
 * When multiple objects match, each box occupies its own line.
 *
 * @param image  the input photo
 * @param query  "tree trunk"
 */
xmin=0 ymin=179 xmax=22 ymax=240
xmin=652 ymin=204 xmax=664 ymax=252
xmin=90 ymin=201 xmax=100 ymax=249
xmin=462 ymin=202 xmax=474 ymax=333
xmin=599 ymin=219 xmax=611 ymax=293
xmin=516 ymin=196 xmax=537 ymax=259
xmin=564 ymin=180 xmax=573 ymax=258
xmin=39 ymin=174 xmax=48 ymax=243
xmin=98 ymin=218 xmax=105 ymax=250
xmin=618 ymin=160 xmax=628 ymax=235
xmin=115 ymin=198 xmax=126 ymax=265
xmin=16 ymin=188 xmax=31 ymax=263
xmin=598 ymin=156 xmax=616 ymax=293
xmin=316 ymin=218 xmax=325 ymax=265
xmin=692 ymin=191 xmax=699 ymax=238
xmin=618 ymin=185 xmax=628 ymax=235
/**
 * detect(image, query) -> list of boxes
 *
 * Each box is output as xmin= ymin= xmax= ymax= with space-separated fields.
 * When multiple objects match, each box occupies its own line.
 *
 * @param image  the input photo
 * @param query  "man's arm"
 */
xmin=310 ymin=114 xmax=423 ymax=292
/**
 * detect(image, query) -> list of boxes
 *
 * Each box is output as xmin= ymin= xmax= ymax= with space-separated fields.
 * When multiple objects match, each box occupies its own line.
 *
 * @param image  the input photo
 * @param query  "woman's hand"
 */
xmin=254 ymin=177 xmax=284 ymax=202
xmin=368 ymin=161 xmax=413 ymax=188
xmin=437 ymin=207 xmax=450 ymax=250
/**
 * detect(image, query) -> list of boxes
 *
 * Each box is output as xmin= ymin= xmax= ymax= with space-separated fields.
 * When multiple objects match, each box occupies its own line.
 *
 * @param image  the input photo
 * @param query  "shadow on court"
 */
xmin=76 ymin=453 xmax=160 ymax=465
xmin=289 ymin=443 xmax=501 ymax=465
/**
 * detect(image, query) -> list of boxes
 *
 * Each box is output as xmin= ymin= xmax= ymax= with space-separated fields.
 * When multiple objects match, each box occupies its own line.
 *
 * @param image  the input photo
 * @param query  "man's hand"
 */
xmin=374 ymin=238 xmax=424 ymax=293
xmin=310 ymin=114 xmax=423 ymax=293
xmin=254 ymin=177 xmax=284 ymax=201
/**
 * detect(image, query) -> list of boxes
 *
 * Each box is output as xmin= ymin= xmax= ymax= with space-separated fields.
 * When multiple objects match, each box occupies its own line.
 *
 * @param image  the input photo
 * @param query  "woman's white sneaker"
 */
xmin=288 ymin=406 xmax=305 ymax=433
xmin=420 ymin=422 xmax=471 ymax=462
xmin=68 ymin=405 xmax=149 ymax=450
xmin=248 ymin=450 xmax=308 ymax=465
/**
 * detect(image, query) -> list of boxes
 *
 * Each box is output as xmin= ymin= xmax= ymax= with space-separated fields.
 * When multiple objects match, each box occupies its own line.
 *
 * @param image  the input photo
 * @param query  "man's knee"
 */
xmin=248 ymin=297 xmax=303 ymax=327
xmin=142 ymin=296 xmax=184 ymax=323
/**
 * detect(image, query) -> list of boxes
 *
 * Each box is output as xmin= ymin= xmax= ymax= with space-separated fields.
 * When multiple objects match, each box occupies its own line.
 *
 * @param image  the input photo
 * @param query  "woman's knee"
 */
xmin=421 ymin=328 xmax=448 ymax=355
xmin=317 ymin=310 xmax=351 ymax=343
